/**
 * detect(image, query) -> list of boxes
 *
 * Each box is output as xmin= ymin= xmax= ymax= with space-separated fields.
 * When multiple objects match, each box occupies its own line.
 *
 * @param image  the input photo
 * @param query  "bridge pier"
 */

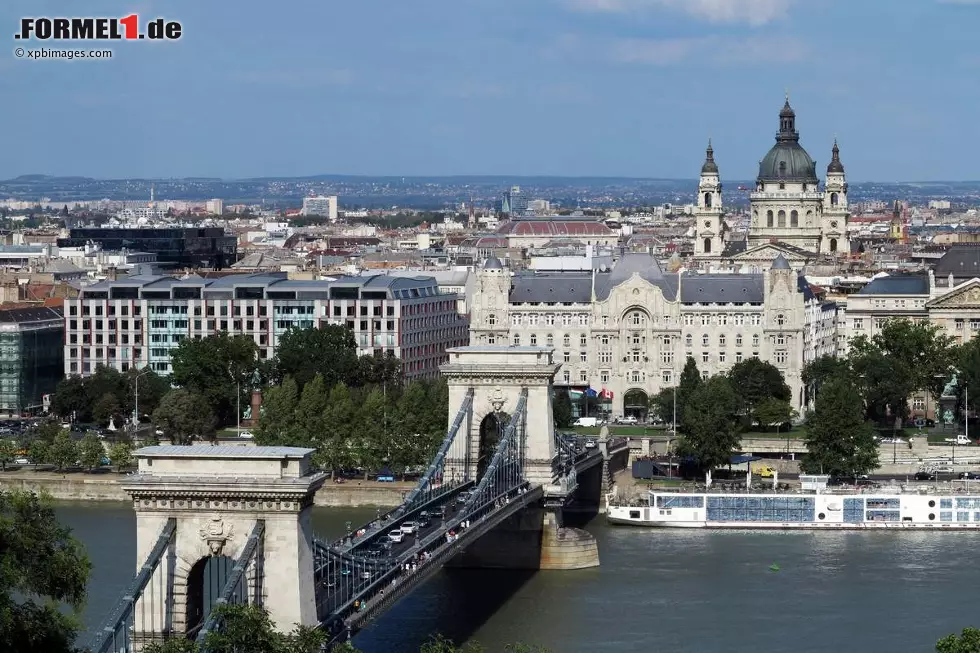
xmin=447 ymin=503 xmax=599 ymax=570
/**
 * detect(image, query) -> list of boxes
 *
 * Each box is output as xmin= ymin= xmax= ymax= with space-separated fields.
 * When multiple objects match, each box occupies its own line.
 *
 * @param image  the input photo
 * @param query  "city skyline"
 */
xmin=4 ymin=0 xmax=980 ymax=181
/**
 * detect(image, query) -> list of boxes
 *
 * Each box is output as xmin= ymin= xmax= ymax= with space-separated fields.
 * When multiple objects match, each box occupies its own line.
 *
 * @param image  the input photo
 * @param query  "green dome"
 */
xmin=757 ymin=99 xmax=819 ymax=184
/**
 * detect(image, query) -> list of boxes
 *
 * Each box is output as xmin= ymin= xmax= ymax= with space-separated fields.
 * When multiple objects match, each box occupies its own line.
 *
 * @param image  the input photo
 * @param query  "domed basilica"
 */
xmin=693 ymin=97 xmax=850 ymax=268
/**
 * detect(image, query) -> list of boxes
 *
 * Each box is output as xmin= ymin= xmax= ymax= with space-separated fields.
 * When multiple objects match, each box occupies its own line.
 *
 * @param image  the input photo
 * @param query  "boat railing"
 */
xmin=615 ymin=482 xmax=980 ymax=502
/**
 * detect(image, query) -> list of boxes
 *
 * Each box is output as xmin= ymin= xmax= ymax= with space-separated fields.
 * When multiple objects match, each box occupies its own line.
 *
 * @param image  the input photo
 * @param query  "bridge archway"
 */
xmin=442 ymin=346 xmax=561 ymax=487
xmin=623 ymin=388 xmax=648 ymax=422
xmin=477 ymin=412 xmax=510 ymax=479
xmin=185 ymin=554 xmax=245 ymax=636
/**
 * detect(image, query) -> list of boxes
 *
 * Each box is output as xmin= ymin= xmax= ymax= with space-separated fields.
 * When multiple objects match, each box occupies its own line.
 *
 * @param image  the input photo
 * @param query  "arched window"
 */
xmin=704 ymin=192 xmax=712 ymax=208
xmin=829 ymin=238 xmax=838 ymax=253
xmin=790 ymin=210 xmax=799 ymax=227
xmin=767 ymin=210 xmax=774 ymax=227
xmin=753 ymin=210 xmax=758 ymax=225
xmin=806 ymin=210 xmax=813 ymax=222
xmin=563 ymin=334 xmax=570 ymax=347
xmin=488 ymin=314 xmax=496 ymax=326
xmin=777 ymin=210 xmax=786 ymax=227
xmin=701 ymin=334 xmax=709 ymax=347
xmin=685 ymin=334 xmax=693 ymax=347
xmin=719 ymin=334 xmax=726 ymax=347
xmin=546 ymin=333 xmax=554 ymax=347
xmin=831 ymin=192 xmax=839 ymax=206
xmin=703 ymin=238 xmax=712 ymax=253
xmin=776 ymin=314 xmax=785 ymax=327
xmin=530 ymin=334 xmax=537 ymax=346
xmin=513 ymin=334 xmax=520 ymax=346
xmin=752 ymin=334 xmax=760 ymax=347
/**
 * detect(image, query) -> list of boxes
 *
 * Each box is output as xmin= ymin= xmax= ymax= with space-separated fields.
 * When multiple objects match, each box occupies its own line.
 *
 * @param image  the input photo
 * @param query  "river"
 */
xmin=59 ymin=502 xmax=978 ymax=652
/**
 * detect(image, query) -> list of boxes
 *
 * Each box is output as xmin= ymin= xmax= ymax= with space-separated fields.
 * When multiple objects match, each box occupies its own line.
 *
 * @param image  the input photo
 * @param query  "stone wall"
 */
xmin=0 ymin=472 xmax=405 ymax=508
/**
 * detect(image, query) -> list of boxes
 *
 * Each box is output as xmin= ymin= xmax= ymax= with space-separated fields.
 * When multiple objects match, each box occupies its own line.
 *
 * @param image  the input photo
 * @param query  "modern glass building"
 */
xmin=57 ymin=227 xmax=238 ymax=269
xmin=0 ymin=306 xmax=64 ymax=417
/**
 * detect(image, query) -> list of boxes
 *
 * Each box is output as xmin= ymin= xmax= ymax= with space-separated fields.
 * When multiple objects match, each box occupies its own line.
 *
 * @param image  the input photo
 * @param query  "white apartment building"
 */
xmin=469 ymin=251 xmax=835 ymax=417
xmin=301 ymin=196 xmax=338 ymax=221
xmin=205 ymin=199 xmax=224 ymax=215
xmin=63 ymin=272 xmax=468 ymax=381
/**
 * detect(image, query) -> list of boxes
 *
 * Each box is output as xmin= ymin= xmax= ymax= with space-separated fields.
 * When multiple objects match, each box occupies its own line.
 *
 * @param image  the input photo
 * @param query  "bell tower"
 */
xmin=694 ymin=139 xmax=724 ymax=260
xmin=822 ymin=140 xmax=849 ymax=256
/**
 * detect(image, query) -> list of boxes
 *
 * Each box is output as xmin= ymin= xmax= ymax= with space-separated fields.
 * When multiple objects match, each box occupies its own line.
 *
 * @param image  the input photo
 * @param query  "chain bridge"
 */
xmin=87 ymin=346 xmax=629 ymax=652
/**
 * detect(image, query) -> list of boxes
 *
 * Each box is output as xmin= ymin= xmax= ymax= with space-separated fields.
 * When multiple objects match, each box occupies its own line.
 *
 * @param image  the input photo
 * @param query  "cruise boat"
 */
xmin=607 ymin=478 xmax=980 ymax=530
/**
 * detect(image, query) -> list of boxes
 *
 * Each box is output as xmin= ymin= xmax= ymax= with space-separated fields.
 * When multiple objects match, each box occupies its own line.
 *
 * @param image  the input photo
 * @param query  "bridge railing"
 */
xmin=192 ymin=520 xmax=266 ymax=645
xmin=87 ymin=518 xmax=177 ymax=653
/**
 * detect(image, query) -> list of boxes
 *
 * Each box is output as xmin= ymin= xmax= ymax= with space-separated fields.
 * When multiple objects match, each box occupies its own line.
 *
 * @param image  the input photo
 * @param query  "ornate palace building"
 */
xmin=469 ymin=251 xmax=837 ymax=419
xmin=694 ymin=97 xmax=851 ymax=269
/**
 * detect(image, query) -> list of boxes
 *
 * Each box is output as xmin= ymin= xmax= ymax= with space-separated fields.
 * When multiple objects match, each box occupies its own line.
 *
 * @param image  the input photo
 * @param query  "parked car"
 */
xmin=959 ymin=471 xmax=980 ymax=480
xmin=238 ymin=430 xmax=254 ymax=439
xmin=573 ymin=417 xmax=600 ymax=428
xmin=914 ymin=471 xmax=937 ymax=481
xmin=945 ymin=434 xmax=972 ymax=446
xmin=584 ymin=439 xmax=597 ymax=449
xmin=613 ymin=416 xmax=638 ymax=425
xmin=752 ymin=464 xmax=776 ymax=478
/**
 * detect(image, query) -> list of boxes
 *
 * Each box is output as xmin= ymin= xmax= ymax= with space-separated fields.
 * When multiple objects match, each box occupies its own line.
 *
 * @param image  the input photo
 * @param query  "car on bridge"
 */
xmin=388 ymin=530 xmax=404 ymax=543
xmin=400 ymin=521 xmax=418 ymax=534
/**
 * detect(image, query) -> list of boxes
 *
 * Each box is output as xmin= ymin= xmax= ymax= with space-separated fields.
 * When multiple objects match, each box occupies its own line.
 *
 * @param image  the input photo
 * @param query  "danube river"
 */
xmin=61 ymin=502 xmax=978 ymax=652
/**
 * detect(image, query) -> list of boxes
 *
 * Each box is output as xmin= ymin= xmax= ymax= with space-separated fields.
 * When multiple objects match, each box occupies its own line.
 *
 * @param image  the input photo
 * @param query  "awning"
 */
xmin=729 ymin=454 xmax=762 ymax=465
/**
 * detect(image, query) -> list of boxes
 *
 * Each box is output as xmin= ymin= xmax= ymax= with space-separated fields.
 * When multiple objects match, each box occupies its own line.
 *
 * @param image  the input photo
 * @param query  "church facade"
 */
xmin=693 ymin=98 xmax=851 ymax=269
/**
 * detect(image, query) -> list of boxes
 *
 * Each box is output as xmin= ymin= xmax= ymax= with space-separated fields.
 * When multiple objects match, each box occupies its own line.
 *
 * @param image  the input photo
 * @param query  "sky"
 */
xmin=2 ymin=0 xmax=980 ymax=181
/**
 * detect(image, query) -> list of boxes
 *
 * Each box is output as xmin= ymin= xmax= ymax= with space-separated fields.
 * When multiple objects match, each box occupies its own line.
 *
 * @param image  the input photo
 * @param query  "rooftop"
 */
xmin=136 ymin=445 xmax=314 ymax=458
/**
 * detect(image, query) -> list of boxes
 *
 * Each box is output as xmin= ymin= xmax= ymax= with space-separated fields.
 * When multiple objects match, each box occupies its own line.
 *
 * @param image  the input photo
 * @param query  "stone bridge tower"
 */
xmin=121 ymin=446 xmax=326 ymax=641
xmin=441 ymin=346 xmax=560 ymax=487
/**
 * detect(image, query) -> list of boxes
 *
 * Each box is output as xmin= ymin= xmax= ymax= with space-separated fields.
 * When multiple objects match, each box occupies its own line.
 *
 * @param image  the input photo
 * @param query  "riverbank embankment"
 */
xmin=0 ymin=470 xmax=404 ymax=507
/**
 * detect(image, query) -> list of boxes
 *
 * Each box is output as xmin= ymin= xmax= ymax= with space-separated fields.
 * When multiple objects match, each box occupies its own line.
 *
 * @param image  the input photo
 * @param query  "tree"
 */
xmin=143 ymin=604 xmax=325 ymax=653
xmin=27 ymin=438 xmax=50 ymax=467
xmin=92 ymin=392 xmax=121 ymax=428
xmin=801 ymin=377 xmax=879 ymax=477
xmin=152 ymin=389 xmax=217 ymax=445
xmin=127 ymin=367 xmax=172 ymax=422
xmin=79 ymin=434 xmax=105 ymax=471
xmin=802 ymin=354 xmax=851 ymax=405
xmin=170 ymin=333 xmax=260 ymax=427
xmin=255 ymin=377 xmax=300 ymax=446
xmin=318 ymin=382 xmax=357 ymax=473
xmin=850 ymin=318 xmax=957 ymax=424
xmin=676 ymin=356 xmax=703 ymax=434
xmin=274 ymin=325 xmax=359 ymax=390
xmin=108 ymin=441 xmax=133 ymax=472
xmin=727 ymin=358 xmax=791 ymax=422
xmin=295 ymin=374 xmax=330 ymax=448
xmin=0 ymin=438 xmax=17 ymax=471
xmin=958 ymin=338 xmax=980 ymax=414
xmin=650 ymin=387 xmax=675 ymax=426
xmin=50 ymin=375 xmax=88 ymax=421
xmin=355 ymin=387 xmax=389 ymax=476
xmin=0 ymin=490 xmax=91 ymax=653
xmin=49 ymin=431 xmax=79 ymax=471
xmin=552 ymin=390 xmax=573 ymax=429
xmin=938 ymin=628 xmax=980 ymax=653
xmin=753 ymin=398 xmax=794 ymax=433
xmin=677 ymin=375 xmax=741 ymax=470
xmin=420 ymin=635 xmax=485 ymax=653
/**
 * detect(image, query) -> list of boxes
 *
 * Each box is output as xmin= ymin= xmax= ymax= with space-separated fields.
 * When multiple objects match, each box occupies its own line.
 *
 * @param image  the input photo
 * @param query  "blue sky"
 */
xmin=3 ymin=0 xmax=980 ymax=181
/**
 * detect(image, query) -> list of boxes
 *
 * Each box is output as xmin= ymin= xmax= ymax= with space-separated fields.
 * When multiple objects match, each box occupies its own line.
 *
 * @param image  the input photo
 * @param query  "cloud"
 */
xmin=560 ymin=34 xmax=808 ymax=66
xmin=565 ymin=0 xmax=793 ymax=26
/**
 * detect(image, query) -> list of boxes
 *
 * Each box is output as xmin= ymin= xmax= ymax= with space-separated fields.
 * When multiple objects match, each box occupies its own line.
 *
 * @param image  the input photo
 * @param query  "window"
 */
xmin=684 ymin=315 xmax=695 ymax=326
xmin=790 ymin=210 xmax=799 ymax=227
xmin=701 ymin=334 xmax=709 ymax=347
xmin=600 ymin=335 xmax=609 ymax=346
xmin=578 ymin=314 xmax=589 ymax=326
xmin=662 ymin=371 xmax=672 ymax=384
xmin=580 ymin=351 xmax=588 ymax=363
xmin=736 ymin=351 xmax=743 ymax=363
xmin=775 ymin=351 xmax=787 ymax=365
xmin=546 ymin=334 xmax=554 ymax=347
xmin=488 ymin=314 xmax=496 ymax=326
xmin=852 ymin=319 xmax=864 ymax=330
xmin=718 ymin=314 xmax=727 ymax=326
xmin=600 ymin=371 xmax=609 ymax=383
xmin=630 ymin=371 xmax=642 ymax=384
xmin=513 ymin=334 xmax=520 ymax=346
xmin=562 ymin=314 xmax=571 ymax=326
xmin=701 ymin=314 xmax=710 ymax=326
xmin=701 ymin=370 xmax=709 ymax=380
xmin=767 ymin=210 xmax=774 ymax=227
xmin=777 ymin=210 xmax=786 ymax=227
xmin=563 ymin=371 xmax=570 ymax=383
xmin=580 ymin=370 xmax=588 ymax=382
xmin=752 ymin=334 xmax=760 ymax=347
xmin=530 ymin=334 xmax=537 ymax=346
xmin=488 ymin=334 xmax=495 ymax=344
xmin=632 ymin=351 xmax=641 ymax=363
xmin=702 ymin=351 xmax=709 ymax=364
xmin=719 ymin=352 xmax=727 ymax=363
xmin=563 ymin=334 xmax=571 ymax=347
xmin=685 ymin=334 xmax=693 ymax=347
xmin=733 ymin=314 xmax=744 ymax=326
xmin=511 ymin=314 xmax=521 ymax=326
xmin=528 ymin=314 xmax=538 ymax=326
xmin=776 ymin=334 xmax=785 ymax=345
xmin=564 ymin=351 xmax=571 ymax=363
xmin=719 ymin=334 xmax=726 ymax=347
xmin=599 ymin=351 xmax=611 ymax=364
xmin=776 ymin=313 xmax=785 ymax=327
xmin=750 ymin=314 xmax=761 ymax=326
xmin=662 ymin=350 xmax=674 ymax=365
xmin=629 ymin=311 xmax=645 ymax=327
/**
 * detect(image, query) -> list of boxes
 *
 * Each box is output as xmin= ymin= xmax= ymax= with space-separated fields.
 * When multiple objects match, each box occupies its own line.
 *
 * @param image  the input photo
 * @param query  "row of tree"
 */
xmin=0 ymin=420 xmax=134 ymax=472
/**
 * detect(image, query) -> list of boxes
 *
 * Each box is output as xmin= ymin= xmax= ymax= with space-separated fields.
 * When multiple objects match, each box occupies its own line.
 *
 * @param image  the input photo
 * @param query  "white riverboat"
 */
xmin=607 ymin=482 xmax=980 ymax=530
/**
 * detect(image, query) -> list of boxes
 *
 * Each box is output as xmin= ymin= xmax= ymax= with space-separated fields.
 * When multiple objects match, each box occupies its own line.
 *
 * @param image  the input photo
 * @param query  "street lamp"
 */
xmin=132 ymin=369 xmax=151 ymax=433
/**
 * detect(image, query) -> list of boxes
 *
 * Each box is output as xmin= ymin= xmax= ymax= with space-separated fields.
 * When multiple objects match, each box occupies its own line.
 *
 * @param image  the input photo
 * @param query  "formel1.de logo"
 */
xmin=15 ymin=15 xmax=182 ymax=41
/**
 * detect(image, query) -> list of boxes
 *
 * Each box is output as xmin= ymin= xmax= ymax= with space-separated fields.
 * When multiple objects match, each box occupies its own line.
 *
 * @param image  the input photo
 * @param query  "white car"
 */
xmin=400 ymin=521 xmax=418 ymax=534
xmin=239 ymin=430 xmax=254 ymax=439
xmin=388 ymin=530 xmax=404 ymax=543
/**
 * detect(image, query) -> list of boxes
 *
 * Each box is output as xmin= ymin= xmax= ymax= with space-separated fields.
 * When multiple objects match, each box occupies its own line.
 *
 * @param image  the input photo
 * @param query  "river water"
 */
xmin=60 ymin=502 xmax=978 ymax=652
